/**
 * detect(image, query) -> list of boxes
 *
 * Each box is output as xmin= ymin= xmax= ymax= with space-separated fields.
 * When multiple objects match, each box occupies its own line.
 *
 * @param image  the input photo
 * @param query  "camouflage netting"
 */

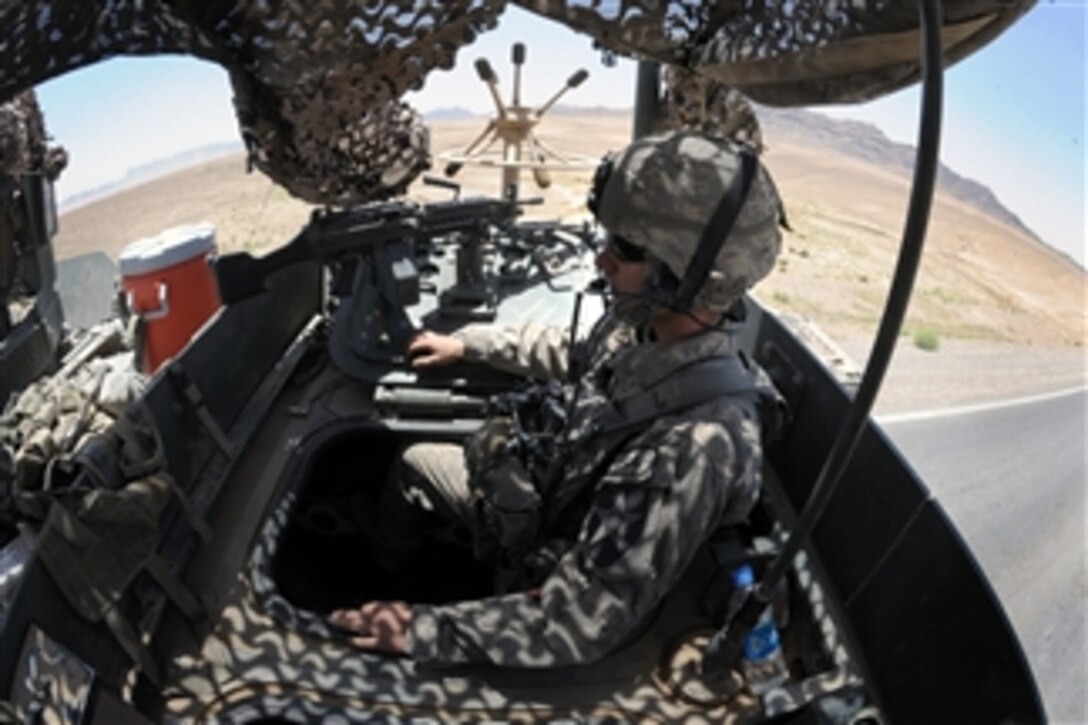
xmin=1 ymin=90 xmax=67 ymax=304
xmin=0 ymin=91 xmax=68 ymax=179
xmin=0 ymin=0 xmax=505 ymax=205
xmin=660 ymin=67 xmax=763 ymax=151
xmin=215 ymin=0 xmax=505 ymax=205
xmin=0 ymin=0 xmax=1033 ymax=206
xmin=517 ymin=0 xmax=1035 ymax=105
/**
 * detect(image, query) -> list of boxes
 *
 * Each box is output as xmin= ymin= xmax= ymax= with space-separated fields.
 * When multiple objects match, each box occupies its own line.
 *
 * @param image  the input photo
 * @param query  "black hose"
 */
xmin=633 ymin=61 xmax=661 ymax=140
xmin=706 ymin=0 xmax=945 ymax=671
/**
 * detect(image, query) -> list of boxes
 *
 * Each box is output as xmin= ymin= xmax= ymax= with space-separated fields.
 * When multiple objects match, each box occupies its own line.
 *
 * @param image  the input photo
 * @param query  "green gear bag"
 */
xmin=36 ymin=476 xmax=171 ymax=623
xmin=9 ymin=398 xmax=209 ymax=686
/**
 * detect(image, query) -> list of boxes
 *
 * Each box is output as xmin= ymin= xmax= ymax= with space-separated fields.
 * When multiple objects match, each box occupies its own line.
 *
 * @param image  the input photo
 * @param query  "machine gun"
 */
xmin=215 ymin=190 xmax=539 ymax=380
xmin=215 ymin=192 xmax=521 ymax=306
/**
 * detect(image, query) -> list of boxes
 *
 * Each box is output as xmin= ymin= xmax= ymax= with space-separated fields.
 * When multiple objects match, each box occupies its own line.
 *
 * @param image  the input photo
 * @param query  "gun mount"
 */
xmin=215 ymin=184 xmax=595 ymax=382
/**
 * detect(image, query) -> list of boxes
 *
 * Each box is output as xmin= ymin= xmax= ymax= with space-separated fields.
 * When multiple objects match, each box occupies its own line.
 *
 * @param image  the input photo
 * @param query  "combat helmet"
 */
xmin=588 ymin=130 xmax=785 ymax=313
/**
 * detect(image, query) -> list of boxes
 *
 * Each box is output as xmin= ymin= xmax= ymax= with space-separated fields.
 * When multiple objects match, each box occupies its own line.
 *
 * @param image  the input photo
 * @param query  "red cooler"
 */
xmin=120 ymin=223 xmax=222 ymax=373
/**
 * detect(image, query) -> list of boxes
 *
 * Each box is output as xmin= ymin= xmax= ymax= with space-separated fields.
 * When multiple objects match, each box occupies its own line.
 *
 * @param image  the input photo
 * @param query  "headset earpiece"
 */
xmin=587 ymin=152 xmax=616 ymax=218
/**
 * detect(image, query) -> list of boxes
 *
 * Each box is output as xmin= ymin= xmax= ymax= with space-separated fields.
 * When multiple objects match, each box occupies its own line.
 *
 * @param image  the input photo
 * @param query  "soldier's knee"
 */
xmin=400 ymin=442 xmax=442 ymax=479
xmin=401 ymin=442 xmax=467 ymax=486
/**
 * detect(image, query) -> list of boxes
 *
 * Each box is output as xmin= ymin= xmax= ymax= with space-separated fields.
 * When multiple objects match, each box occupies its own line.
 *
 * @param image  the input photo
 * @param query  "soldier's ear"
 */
xmin=654 ymin=259 xmax=681 ymax=294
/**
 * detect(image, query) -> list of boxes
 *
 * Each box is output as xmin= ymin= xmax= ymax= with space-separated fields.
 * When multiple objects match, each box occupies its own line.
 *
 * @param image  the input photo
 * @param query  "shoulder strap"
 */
xmin=593 ymin=353 xmax=767 ymax=438
xmin=673 ymin=150 xmax=758 ymax=311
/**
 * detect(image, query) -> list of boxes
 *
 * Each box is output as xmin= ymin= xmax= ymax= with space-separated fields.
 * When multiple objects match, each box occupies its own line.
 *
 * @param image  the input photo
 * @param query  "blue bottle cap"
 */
xmin=731 ymin=564 xmax=755 ymax=588
xmin=744 ymin=620 xmax=782 ymax=660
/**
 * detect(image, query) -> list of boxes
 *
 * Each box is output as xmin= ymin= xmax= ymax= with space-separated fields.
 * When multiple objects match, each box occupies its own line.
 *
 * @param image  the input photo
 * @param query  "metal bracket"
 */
xmin=167 ymin=362 xmax=236 ymax=457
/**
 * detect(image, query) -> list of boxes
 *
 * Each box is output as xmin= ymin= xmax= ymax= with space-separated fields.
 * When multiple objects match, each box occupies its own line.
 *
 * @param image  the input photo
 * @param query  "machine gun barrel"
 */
xmin=214 ymin=196 xmax=519 ymax=305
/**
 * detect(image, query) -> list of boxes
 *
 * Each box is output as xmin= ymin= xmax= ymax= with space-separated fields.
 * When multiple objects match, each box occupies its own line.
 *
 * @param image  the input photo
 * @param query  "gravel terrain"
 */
xmin=838 ymin=336 xmax=1086 ymax=415
xmin=53 ymin=113 xmax=1086 ymax=418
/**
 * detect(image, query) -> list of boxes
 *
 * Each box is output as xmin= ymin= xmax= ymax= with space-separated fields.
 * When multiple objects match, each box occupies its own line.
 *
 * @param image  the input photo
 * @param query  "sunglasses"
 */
xmin=607 ymin=234 xmax=646 ymax=263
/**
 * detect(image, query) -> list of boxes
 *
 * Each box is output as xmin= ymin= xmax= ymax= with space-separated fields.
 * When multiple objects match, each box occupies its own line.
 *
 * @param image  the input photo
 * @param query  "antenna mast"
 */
xmin=440 ymin=43 xmax=595 ymax=201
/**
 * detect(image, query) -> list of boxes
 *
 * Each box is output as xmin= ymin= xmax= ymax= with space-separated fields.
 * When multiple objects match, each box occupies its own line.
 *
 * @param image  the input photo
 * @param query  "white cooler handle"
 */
xmin=126 ymin=282 xmax=170 ymax=322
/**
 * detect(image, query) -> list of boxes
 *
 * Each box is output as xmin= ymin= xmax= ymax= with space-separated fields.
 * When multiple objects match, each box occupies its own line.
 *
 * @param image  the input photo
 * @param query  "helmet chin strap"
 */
xmin=602 ymin=284 xmax=728 ymax=333
xmin=602 ymin=288 xmax=657 ymax=328
xmin=671 ymin=148 xmax=758 ymax=312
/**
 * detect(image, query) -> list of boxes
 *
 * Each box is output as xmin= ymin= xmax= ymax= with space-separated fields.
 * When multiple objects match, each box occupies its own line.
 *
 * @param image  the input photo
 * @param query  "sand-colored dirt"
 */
xmin=54 ymin=113 xmax=1086 ymax=408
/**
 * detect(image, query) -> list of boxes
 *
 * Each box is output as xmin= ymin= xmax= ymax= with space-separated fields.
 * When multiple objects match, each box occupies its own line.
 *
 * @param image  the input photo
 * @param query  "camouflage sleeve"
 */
xmin=406 ymin=408 xmax=762 ymax=667
xmin=452 ymin=321 xmax=571 ymax=380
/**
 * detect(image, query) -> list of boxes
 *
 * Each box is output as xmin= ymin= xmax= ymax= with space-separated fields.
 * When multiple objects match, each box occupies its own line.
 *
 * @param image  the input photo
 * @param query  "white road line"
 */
xmin=878 ymin=384 xmax=1088 ymax=424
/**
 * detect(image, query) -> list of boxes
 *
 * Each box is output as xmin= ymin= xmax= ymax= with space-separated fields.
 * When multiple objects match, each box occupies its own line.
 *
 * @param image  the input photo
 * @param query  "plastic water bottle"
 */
xmin=731 ymin=564 xmax=789 ymax=695
xmin=0 ymin=533 xmax=32 ymax=610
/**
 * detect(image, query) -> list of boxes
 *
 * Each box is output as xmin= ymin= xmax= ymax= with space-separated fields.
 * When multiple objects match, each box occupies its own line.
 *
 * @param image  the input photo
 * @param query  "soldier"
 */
xmin=330 ymin=130 xmax=786 ymax=667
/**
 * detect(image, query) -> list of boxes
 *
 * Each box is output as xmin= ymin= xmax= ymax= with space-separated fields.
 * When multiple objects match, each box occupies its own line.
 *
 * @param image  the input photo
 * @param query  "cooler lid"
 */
xmin=119 ymin=222 xmax=216 ymax=277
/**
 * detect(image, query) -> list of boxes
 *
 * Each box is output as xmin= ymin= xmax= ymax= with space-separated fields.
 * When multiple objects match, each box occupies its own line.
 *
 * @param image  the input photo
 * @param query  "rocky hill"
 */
xmin=757 ymin=106 xmax=1038 ymax=241
xmin=60 ymin=141 xmax=243 ymax=212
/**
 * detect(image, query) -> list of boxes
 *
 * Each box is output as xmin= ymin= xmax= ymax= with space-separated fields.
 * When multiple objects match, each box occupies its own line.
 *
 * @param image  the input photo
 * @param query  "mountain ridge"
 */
xmin=62 ymin=107 xmax=1042 ymax=250
xmin=53 ymin=112 xmax=1084 ymax=349
xmin=59 ymin=140 xmax=244 ymax=212
xmin=427 ymin=104 xmax=1043 ymax=245
xmin=754 ymin=106 xmax=1040 ymax=243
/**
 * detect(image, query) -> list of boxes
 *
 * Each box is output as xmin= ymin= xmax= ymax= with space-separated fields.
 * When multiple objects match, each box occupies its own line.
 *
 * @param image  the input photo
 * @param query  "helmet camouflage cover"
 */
xmin=593 ymin=131 xmax=784 ymax=312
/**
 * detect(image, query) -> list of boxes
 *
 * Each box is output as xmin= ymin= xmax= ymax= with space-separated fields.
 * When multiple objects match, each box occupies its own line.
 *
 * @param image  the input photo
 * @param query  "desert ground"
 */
xmin=54 ymin=113 xmax=1086 ymax=413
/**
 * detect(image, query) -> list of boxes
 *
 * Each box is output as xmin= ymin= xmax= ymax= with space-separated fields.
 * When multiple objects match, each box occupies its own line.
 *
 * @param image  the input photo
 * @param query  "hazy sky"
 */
xmin=35 ymin=3 xmax=1085 ymax=266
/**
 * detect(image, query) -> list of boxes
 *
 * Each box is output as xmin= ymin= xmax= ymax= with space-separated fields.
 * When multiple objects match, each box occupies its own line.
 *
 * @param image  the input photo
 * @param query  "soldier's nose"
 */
xmin=595 ymin=248 xmax=617 ymax=274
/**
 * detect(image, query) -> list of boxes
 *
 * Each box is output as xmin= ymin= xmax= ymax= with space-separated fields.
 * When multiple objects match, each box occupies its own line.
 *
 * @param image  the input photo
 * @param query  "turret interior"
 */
xmin=269 ymin=424 xmax=493 ymax=613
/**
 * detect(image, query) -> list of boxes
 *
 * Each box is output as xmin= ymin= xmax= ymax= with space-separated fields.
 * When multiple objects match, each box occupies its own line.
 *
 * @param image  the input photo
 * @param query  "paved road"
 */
xmin=881 ymin=387 xmax=1087 ymax=724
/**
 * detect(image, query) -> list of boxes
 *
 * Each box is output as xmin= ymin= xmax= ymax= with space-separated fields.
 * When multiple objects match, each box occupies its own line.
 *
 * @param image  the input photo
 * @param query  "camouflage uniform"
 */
xmin=388 ymin=130 xmax=785 ymax=667
xmin=400 ymin=314 xmax=765 ymax=667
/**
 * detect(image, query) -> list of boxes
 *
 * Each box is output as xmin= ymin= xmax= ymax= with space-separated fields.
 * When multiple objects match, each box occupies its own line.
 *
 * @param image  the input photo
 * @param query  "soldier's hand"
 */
xmin=329 ymin=600 xmax=412 ymax=654
xmin=407 ymin=331 xmax=465 ymax=368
